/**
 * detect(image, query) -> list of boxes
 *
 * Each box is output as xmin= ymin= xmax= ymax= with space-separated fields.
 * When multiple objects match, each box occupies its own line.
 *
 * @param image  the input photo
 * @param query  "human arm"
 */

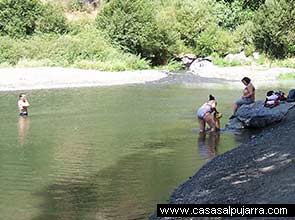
xmin=242 ymin=84 xmax=254 ymax=98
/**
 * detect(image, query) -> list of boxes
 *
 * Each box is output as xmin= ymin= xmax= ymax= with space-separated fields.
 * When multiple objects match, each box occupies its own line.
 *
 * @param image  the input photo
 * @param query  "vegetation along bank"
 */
xmin=1 ymin=0 xmax=295 ymax=71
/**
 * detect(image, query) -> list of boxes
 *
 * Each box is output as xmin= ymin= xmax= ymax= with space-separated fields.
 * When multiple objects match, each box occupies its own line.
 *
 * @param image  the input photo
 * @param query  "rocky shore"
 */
xmin=155 ymin=108 xmax=295 ymax=220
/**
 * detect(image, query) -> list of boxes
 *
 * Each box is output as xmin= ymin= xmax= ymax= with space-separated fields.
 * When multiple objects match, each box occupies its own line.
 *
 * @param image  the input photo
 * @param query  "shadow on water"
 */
xmin=31 ymin=147 xmax=191 ymax=220
xmin=31 ymin=129 xmax=256 ymax=220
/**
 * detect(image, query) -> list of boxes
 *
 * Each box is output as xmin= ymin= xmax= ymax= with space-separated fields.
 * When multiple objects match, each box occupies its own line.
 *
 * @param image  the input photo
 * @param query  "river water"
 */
xmin=0 ymin=83 xmax=275 ymax=220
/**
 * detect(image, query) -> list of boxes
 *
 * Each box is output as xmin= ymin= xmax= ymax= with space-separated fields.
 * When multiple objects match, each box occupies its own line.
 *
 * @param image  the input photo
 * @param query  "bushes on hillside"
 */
xmin=0 ymin=27 xmax=149 ymax=70
xmin=173 ymin=0 xmax=216 ymax=49
xmin=253 ymin=0 xmax=295 ymax=59
xmin=195 ymin=25 xmax=239 ymax=56
xmin=96 ymin=0 xmax=170 ymax=65
xmin=0 ymin=0 xmax=68 ymax=38
xmin=214 ymin=0 xmax=254 ymax=30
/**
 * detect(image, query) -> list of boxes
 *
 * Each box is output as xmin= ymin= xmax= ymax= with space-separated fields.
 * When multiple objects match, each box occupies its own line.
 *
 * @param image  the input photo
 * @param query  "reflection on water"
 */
xmin=0 ymin=85 xmax=258 ymax=220
xmin=197 ymin=132 xmax=220 ymax=161
xmin=18 ymin=116 xmax=30 ymax=146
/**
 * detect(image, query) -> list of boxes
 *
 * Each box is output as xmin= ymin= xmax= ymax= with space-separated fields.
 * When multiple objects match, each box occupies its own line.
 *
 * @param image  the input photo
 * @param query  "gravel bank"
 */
xmin=190 ymin=65 xmax=295 ymax=88
xmin=1 ymin=65 xmax=295 ymax=91
xmin=0 ymin=67 xmax=168 ymax=91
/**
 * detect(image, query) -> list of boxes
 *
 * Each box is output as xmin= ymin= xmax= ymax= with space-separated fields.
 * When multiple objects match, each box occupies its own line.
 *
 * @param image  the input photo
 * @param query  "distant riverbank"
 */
xmin=1 ymin=66 xmax=295 ymax=91
xmin=0 ymin=67 xmax=168 ymax=91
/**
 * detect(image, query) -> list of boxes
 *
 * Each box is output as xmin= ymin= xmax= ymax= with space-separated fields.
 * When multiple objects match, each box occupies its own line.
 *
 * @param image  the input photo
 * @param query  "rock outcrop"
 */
xmin=226 ymin=101 xmax=295 ymax=129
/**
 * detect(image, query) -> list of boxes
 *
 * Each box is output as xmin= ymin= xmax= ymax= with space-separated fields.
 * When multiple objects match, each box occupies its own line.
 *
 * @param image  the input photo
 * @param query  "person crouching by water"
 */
xmin=18 ymin=93 xmax=30 ymax=116
xmin=231 ymin=77 xmax=255 ymax=118
xmin=196 ymin=95 xmax=221 ymax=133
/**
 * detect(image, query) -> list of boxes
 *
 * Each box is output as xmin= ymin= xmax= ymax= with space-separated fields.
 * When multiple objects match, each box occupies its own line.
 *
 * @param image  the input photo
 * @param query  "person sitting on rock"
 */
xmin=196 ymin=95 xmax=221 ymax=132
xmin=230 ymin=77 xmax=255 ymax=118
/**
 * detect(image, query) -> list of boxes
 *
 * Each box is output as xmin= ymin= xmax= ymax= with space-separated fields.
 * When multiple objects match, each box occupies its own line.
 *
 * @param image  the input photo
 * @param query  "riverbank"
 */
xmin=0 ymin=67 xmax=168 ymax=91
xmin=190 ymin=65 xmax=295 ymax=88
xmin=156 ymin=107 xmax=295 ymax=220
xmin=1 ymin=65 xmax=295 ymax=91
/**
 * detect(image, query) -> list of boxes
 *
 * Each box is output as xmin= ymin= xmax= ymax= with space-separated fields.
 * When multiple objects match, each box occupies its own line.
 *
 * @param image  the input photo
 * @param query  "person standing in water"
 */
xmin=18 ymin=93 xmax=30 ymax=116
xmin=196 ymin=95 xmax=220 ymax=132
xmin=231 ymin=77 xmax=255 ymax=118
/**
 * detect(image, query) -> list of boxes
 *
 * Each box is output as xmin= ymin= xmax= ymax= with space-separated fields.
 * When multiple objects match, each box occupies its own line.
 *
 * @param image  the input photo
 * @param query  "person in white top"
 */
xmin=18 ymin=94 xmax=30 ymax=116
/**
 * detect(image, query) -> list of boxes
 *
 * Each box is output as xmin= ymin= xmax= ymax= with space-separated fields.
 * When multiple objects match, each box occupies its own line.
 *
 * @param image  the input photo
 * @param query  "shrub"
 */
xmin=253 ymin=0 xmax=295 ymax=59
xmin=195 ymin=25 xmax=239 ymax=56
xmin=0 ymin=0 xmax=68 ymax=38
xmin=0 ymin=36 xmax=22 ymax=64
xmin=96 ymin=0 xmax=158 ymax=60
xmin=214 ymin=0 xmax=254 ymax=30
xmin=69 ymin=0 xmax=84 ymax=11
xmin=35 ymin=3 xmax=68 ymax=34
xmin=173 ymin=0 xmax=216 ymax=48
xmin=0 ymin=27 xmax=150 ymax=71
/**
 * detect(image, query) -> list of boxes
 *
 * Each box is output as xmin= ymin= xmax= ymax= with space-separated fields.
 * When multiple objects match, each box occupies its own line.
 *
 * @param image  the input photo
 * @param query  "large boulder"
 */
xmin=189 ymin=58 xmax=214 ymax=72
xmin=226 ymin=101 xmax=295 ymax=129
xmin=224 ymin=51 xmax=250 ymax=63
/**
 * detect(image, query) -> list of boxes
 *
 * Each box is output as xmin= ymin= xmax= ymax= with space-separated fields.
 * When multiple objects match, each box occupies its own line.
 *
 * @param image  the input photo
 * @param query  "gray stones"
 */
xmin=189 ymin=58 xmax=214 ymax=72
xmin=226 ymin=101 xmax=295 ymax=129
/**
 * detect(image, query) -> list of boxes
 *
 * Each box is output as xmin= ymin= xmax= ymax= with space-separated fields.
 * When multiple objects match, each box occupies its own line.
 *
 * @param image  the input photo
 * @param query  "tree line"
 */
xmin=0 ymin=0 xmax=294 ymax=68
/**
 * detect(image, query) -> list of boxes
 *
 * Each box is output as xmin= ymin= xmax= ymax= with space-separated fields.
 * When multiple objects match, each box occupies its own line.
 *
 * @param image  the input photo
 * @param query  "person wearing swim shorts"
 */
xmin=18 ymin=93 xmax=30 ymax=116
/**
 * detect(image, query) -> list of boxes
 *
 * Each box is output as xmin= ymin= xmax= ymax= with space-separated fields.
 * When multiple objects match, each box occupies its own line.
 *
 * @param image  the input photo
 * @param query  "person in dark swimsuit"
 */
xmin=231 ymin=77 xmax=255 ymax=118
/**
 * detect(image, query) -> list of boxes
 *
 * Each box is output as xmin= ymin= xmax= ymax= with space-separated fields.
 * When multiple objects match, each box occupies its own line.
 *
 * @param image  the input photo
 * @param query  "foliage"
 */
xmin=35 ymin=3 xmax=68 ymax=34
xmin=216 ymin=0 xmax=265 ymax=10
xmin=253 ymin=0 xmax=295 ymax=59
xmin=158 ymin=59 xmax=185 ymax=71
xmin=96 ymin=0 xmax=164 ymax=64
xmin=274 ymin=58 xmax=295 ymax=69
xmin=278 ymin=72 xmax=295 ymax=80
xmin=0 ymin=27 xmax=150 ymax=71
xmin=173 ymin=0 xmax=216 ymax=48
xmin=210 ymin=53 xmax=251 ymax=66
xmin=0 ymin=0 xmax=68 ymax=38
xmin=214 ymin=0 xmax=254 ymax=30
xmin=195 ymin=24 xmax=240 ymax=56
xmin=69 ymin=0 xmax=84 ymax=11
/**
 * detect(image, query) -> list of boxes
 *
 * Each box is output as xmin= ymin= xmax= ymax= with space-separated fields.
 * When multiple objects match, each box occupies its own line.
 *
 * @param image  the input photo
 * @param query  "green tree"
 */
xmin=0 ymin=0 xmax=68 ymax=38
xmin=96 ymin=0 xmax=180 ymax=65
xmin=216 ymin=0 xmax=265 ymax=10
xmin=253 ymin=0 xmax=295 ymax=58
xmin=173 ymin=0 xmax=216 ymax=48
xmin=214 ymin=0 xmax=254 ymax=30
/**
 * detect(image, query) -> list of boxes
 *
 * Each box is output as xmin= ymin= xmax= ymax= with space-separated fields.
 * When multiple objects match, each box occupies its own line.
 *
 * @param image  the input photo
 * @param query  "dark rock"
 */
xmin=226 ymin=101 xmax=295 ymax=129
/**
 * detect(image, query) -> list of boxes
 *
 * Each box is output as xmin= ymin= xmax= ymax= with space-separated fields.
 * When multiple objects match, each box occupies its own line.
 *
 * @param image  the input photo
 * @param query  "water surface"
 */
xmin=0 ymin=84 xmax=269 ymax=220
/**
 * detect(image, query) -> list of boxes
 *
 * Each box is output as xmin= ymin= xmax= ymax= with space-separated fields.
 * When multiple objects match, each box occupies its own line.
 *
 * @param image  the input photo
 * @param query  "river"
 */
xmin=0 ymin=83 xmax=278 ymax=220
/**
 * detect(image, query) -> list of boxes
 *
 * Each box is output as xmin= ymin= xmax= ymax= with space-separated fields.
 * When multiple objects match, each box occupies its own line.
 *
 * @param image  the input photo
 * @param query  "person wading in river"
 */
xmin=230 ymin=77 xmax=255 ymax=119
xmin=196 ymin=95 xmax=221 ymax=133
xmin=18 ymin=93 xmax=30 ymax=116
